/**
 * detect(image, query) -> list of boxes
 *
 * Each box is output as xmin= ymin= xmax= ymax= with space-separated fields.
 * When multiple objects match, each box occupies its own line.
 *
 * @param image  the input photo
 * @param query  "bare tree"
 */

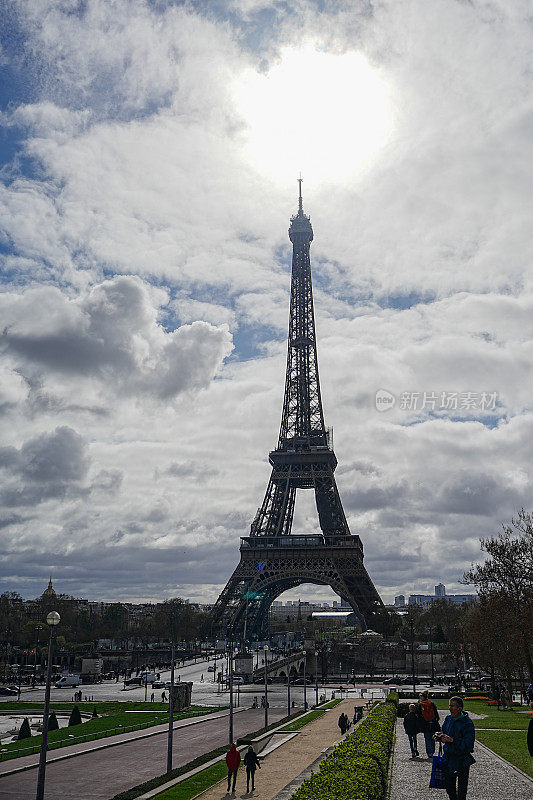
xmin=463 ymin=509 xmax=533 ymax=682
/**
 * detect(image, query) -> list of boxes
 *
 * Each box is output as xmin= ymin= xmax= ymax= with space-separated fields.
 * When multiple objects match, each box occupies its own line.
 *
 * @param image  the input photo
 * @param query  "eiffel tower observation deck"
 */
xmin=211 ymin=180 xmax=383 ymax=638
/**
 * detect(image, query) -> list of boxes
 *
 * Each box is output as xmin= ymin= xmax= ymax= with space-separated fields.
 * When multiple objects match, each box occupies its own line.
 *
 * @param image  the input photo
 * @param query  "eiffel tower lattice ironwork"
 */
xmin=211 ymin=180 xmax=383 ymax=638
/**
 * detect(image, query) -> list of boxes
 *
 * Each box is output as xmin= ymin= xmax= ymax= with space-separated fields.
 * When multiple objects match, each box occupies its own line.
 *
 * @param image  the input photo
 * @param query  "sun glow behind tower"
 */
xmin=233 ymin=46 xmax=393 ymax=184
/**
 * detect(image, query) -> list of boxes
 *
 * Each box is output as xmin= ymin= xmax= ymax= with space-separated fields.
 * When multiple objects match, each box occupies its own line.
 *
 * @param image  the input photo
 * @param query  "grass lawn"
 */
xmin=433 ymin=700 xmax=531 ymax=730
xmin=0 ymin=705 xmax=218 ymax=761
xmin=0 ymin=701 xmax=217 ymax=713
xmin=476 ymin=729 xmax=533 ymax=779
xmin=153 ymin=761 xmax=228 ymax=800
xmin=321 ymin=698 xmax=342 ymax=709
xmin=278 ymin=709 xmax=325 ymax=731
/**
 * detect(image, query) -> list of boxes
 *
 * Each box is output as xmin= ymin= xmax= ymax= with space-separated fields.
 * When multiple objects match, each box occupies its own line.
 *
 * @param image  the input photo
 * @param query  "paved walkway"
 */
xmin=188 ymin=699 xmax=363 ymax=800
xmin=389 ymin=719 xmax=533 ymax=800
xmin=0 ymin=708 xmax=235 ymax=777
xmin=0 ymin=707 xmax=286 ymax=800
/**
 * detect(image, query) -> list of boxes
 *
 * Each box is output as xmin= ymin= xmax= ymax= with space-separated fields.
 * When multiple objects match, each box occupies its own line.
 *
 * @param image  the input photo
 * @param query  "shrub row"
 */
xmin=290 ymin=697 xmax=397 ymax=800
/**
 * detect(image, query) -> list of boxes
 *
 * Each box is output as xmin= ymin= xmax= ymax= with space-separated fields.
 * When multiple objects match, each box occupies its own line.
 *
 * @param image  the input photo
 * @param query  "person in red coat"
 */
xmin=225 ymin=743 xmax=241 ymax=793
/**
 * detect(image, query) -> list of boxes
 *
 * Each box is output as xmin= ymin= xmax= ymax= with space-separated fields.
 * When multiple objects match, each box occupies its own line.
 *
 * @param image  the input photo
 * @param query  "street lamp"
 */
xmin=228 ymin=642 xmax=234 ymax=745
xmin=429 ymin=627 xmax=435 ymax=684
xmin=263 ymin=645 xmax=268 ymax=728
xmin=36 ymin=611 xmax=60 ymax=800
xmin=287 ymin=669 xmax=291 ymax=717
xmin=33 ymin=625 xmax=44 ymax=688
xmin=409 ymin=620 xmax=416 ymax=695
xmin=314 ymin=651 xmax=319 ymax=707
xmin=303 ymin=651 xmax=307 ymax=710
xmin=166 ymin=639 xmax=175 ymax=773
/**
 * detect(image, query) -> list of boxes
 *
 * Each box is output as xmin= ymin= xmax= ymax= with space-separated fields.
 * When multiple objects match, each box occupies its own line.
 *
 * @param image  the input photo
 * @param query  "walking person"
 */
xmin=434 ymin=696 xmax=475 ymax=800
xmin=416 ymin=690 xmax=440 ymax=758
xmin=403 ymin=703 xmax=419 ymax=758
xmin=338 ymin=712 xmax=347 ymax=735
xmin=225 ymin=743 xmax=241 ymax=794
xmin=243 ymin=745 xmax=261 ymax=793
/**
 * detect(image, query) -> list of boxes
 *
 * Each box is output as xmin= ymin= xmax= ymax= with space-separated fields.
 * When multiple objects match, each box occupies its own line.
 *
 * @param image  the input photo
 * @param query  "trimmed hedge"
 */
xmin=290 ymin=699 xmax=397 ymax=800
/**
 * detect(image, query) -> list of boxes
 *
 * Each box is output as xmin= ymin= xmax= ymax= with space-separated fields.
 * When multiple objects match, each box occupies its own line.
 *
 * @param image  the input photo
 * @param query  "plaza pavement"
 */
xmin=0 ymin=706 xmax=286 ymax=799
xmin=389 ymin=717 xmax=533 ymax=800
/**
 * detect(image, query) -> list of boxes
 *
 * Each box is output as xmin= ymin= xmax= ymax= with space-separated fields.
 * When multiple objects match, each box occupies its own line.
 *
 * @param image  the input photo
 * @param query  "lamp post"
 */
xmin=36 ymin=611 xmax=60 ymax=800
xmin=429 ymin=627 xmax=435 ymax=684
xmin=166 ymin=640 xmax=175 ymax=773
xmin=33 ymin=625 xmax=43 ymax=688
xmin=287 ymin=670 xmax=291 ymax=716
xmin=409 ymin=620 xmax=416 ymax=695
xmin=302 ymin=650 xmax=307 ymax=710
xmin=314 ymin=651 xmax=319 ymax=706
xmin=263 ymin=645 xmax=268 ymax=728
xmin=228 ymin=642 xmax=234 ymax=745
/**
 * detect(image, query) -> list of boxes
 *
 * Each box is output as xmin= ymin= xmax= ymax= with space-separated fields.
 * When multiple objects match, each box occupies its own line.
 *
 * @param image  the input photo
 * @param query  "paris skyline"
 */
xmin=0 ymin=1 xmax=531 ymax=606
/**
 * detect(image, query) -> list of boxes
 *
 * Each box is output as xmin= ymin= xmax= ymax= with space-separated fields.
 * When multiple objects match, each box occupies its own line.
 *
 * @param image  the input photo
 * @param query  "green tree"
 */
xmin=17 ymin=718 xmax=31 ymax=740
xmin=68 ymin=706 xmax=82 ymax=727
xmin=48 ymin=711 xmax=59 ymax=731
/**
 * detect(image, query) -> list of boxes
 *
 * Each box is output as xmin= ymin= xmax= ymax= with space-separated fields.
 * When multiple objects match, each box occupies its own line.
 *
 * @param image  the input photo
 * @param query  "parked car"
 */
xmin=293 ymin=678 xmax=312 ymax=685
xmin=232 ymin=677 xmax=245 ymax=685
xmin=207 ymin=665 xmax=216 ymax=672
xmin=124 ymin=677 xmax=143 ymax=686
xmin=151 ymin=680 xmax=165 ymax=688
xmin=0 ymin=686 xmax=18 ymax=696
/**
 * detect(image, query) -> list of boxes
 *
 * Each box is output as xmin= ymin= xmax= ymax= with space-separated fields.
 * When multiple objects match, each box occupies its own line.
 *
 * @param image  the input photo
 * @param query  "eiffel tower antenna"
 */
xmin=211 ymin=187 xmax=383 ymax=639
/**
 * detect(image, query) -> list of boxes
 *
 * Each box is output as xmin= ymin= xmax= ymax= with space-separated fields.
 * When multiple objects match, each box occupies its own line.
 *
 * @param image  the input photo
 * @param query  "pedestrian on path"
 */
xmin=225 ymin=743 xmax=241 ymax=794
xmin=416 ymin=690 xmax=440 ymax=757
xmin=243 ymin=745 xmax=261 ymax=792
xmin=402 ymin=703 xmax=419 ymax=758
xmin=527 ymin=699 xmax=533 ymax=757
xmin=161 ymin=690 xmax=166 ymax=702
xmin=434 ymin=695 xmax=475 ymax=800
xmin=338 ymin=712 xmax=349 ymax=735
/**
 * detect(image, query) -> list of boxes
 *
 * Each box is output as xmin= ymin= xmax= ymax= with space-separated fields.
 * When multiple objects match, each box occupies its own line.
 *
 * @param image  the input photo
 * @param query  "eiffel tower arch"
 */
xmin=211 ymin=181 xmax=383 ymax=638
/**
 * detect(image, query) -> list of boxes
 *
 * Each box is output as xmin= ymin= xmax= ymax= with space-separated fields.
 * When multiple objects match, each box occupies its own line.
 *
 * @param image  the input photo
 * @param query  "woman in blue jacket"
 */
xmin=434 ymin=696 xmax=475 ymax=800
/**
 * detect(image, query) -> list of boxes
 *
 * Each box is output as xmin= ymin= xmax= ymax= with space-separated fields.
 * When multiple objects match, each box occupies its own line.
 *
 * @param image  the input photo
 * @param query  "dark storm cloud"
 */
xmin=0 ymin=538 xmax=240 ymax=603
xmin=0 ymin=426 xmax=89 ymax=507
xmin=430 ymin=471 xmax=526 ymax=516
xmin=343 ymin=481 xmax=406 ymax=511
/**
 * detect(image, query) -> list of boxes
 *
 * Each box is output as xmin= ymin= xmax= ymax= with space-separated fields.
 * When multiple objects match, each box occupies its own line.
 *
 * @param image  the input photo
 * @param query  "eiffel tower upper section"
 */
xmin=249 ymin=178 xmax=350 ymax=540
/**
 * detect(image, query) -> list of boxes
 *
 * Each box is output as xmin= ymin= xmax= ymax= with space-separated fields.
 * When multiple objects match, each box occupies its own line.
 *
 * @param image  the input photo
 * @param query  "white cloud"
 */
xmin=1 ymin=275 xmax=233 ymax=401
xmin=0 ymin=0 xmax=531 ymax=605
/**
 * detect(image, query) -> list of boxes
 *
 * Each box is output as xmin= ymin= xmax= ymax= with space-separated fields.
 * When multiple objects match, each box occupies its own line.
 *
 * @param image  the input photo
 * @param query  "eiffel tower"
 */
xmin=211 ymin=180 xmax=383 ymax=638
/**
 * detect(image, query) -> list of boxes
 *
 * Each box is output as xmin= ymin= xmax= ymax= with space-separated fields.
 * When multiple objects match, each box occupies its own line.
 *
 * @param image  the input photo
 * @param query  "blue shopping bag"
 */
xmin=429 ymin=744 xmax=446 ymax=789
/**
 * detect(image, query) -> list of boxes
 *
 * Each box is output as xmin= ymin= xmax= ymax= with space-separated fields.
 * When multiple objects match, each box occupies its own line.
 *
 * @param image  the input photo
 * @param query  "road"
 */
xmin=0 ymin=706 xmax=287 ymax=799
xmin=2 ymin=656 xmax=351 ymax=709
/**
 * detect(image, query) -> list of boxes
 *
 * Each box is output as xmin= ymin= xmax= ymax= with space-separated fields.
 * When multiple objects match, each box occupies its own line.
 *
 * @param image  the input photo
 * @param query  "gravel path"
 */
xmin=389 ymin=719 xmax=533 ymax=800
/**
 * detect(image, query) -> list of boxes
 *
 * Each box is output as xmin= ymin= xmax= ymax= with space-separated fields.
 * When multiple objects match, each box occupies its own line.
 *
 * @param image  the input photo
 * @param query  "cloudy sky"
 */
xmin=0 ymin=0 xmax=531 ymax=606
